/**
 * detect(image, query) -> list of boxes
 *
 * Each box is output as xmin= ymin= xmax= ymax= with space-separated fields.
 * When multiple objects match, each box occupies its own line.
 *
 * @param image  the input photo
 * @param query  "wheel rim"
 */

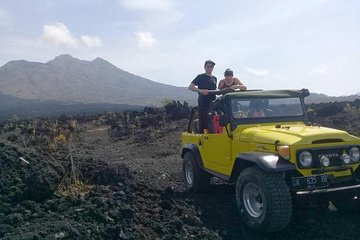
xmin=243 ymin=183 xmax=265 ymax=218
xmin=185 ymin=160 xmax=194 ymax=185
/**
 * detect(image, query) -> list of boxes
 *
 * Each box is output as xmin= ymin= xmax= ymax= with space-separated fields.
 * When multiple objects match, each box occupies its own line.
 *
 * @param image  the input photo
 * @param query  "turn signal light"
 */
xmin=278 ymin=145 xmax=290 ymax=160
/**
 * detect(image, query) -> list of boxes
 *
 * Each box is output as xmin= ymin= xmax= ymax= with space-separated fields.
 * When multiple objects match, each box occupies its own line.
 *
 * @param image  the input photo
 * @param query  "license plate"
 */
xmin=291 ymin=174 xmax=328 ymax=190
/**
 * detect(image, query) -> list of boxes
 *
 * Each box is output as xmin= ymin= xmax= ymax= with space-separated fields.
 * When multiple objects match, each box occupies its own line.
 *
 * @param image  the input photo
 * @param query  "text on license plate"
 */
xmin=291 ymin=174 xmax=328 ymax=189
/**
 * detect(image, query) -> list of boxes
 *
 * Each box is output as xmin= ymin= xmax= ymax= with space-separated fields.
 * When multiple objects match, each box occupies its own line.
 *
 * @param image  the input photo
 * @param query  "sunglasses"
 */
xmin=205 ymin=65 xmax=214 ymax=68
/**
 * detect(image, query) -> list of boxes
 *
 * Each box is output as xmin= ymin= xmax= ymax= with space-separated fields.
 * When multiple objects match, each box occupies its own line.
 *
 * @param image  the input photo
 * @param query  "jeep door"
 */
xmin=201 ymin=132 xmax=232 ymax=175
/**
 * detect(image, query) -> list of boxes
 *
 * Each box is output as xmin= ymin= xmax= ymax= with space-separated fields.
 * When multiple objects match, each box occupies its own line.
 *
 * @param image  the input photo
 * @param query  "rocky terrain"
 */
xmin=1 ymin=101 xmax=360 ymax=240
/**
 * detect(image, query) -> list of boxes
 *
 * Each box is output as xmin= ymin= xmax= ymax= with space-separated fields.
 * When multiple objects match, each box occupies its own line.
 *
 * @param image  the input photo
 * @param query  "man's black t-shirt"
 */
xmin=192 ymin=73 xmax=217 ymax=107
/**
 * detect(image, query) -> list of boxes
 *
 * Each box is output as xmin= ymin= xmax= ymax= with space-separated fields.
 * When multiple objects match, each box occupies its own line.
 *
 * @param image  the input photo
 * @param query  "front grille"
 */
xmin=311 ymin=148 xmax=343 ymax=167
xmin=296 ymin=146 xmax=359 ymax=168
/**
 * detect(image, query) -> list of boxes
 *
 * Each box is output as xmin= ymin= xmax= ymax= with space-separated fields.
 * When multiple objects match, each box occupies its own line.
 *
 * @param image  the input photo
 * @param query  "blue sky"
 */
xmin=0 ymin=0 xmax=359 ymax=96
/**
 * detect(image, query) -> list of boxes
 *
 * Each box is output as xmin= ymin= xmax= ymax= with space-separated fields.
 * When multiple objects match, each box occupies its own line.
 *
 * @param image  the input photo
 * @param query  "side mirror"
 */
xmin=300 ymin=88 xmax=310 ymax=97
xmin=219 ymin=115 xmax=229 ymax=126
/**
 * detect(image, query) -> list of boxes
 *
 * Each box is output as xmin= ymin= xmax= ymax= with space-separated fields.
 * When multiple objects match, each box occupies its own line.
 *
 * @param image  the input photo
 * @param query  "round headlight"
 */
xmin=350 ymin=147 xmax=360 ymax=162
xmin=341 ymin=153 xmax=351 ymax=164
xmin=320 ymin=155 xmax=330 ymax=167
xmin=299 ymin=151 xmax=312 ymax=167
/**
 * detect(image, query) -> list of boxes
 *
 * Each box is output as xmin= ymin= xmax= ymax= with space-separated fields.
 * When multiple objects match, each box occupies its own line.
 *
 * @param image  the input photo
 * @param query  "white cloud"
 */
xmin=120 ymin=0 xmax=182 ymax=26
xmin=135 ymin=31 xmax=157 ymax=49
xmin=121 ymin=0 xmax=176 ymax=11
xmin=246 ymin=67 xmax=269 ymax=78
xmin=273 ymin=74 xmax=288 ymax=83
xmin=42 ymin=22 xmax=79 ymax=47
xmin=0 ymin=8 xmax=10 ymax=26
xmin=312 ymin=66 xmax=329 ymax=75
xmin=42 ymin=22 xmax=102 ymax=49
xmin=81 ymin=35 xmax=102 ymax=48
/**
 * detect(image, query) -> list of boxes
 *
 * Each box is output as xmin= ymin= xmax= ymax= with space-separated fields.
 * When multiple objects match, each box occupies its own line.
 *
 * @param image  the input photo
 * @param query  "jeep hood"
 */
xmin=239 ymin=124 xmax=360 ymax=145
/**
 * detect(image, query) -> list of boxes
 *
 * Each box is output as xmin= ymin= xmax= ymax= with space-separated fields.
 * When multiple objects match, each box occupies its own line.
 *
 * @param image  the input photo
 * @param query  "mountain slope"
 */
xmin=0 ymin=54 xmax=194 ymax=106
xmin=1 ymin=54 xmax=358 ymax=108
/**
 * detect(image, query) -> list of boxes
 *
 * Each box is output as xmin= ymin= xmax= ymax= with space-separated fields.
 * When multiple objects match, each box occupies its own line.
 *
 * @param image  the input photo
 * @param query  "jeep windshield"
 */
xmin=231 ymin=97 xmax=304 ymax=118
xmin=218 ymin=90 xmax=308 ymax=126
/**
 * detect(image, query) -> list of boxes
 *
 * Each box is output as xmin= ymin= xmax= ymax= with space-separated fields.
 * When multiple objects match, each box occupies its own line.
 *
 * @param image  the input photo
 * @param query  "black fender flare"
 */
xmin=230 ymin=152 xmax=296 ymax=182
xmin=181 ymin=144 xmax=204 ymax=168
xmin=237 ymin=152 xmax=295 ymax=171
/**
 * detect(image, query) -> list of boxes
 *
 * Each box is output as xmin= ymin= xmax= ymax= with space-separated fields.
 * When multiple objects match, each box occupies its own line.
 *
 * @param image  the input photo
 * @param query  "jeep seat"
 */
xmin=208 ymin=100 xmax=227 ymax=134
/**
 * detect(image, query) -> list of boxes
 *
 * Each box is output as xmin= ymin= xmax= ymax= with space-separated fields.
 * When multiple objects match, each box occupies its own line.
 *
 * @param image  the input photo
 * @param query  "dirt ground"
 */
xmin=1 ymin=106 xmax=360 ymax=239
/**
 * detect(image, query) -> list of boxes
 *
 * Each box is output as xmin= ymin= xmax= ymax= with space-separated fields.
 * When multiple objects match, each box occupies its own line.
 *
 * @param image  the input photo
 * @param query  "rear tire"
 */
xmin=235 ymin=166 xmax=292 ymax=233
xmin=182 ymin=152 xmax=210 ymax=192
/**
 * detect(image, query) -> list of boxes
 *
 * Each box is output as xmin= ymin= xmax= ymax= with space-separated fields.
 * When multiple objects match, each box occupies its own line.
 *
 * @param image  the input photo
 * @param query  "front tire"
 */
xmin=236 ymin=166 xmax=292 ymax=233
xmin=182 ymin=152 xmax=210 ymax=192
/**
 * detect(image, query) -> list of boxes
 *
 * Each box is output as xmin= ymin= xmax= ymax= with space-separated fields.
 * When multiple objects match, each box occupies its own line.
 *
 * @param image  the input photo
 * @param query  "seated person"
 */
xmin=249 ymin=100 xmax=266 ymax=117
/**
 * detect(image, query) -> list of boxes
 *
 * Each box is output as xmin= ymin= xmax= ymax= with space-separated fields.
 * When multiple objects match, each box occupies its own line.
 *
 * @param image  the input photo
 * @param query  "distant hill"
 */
xmin=0 ymin=54 xmax=195 ymax=106
xmin=306 ymin=92 xmax=360 ymax=104
xmin=0 ymin=92 xmax=143 ymax=119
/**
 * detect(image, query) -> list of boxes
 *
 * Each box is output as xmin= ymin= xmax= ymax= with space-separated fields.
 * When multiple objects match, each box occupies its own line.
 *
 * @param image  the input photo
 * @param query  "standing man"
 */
xmin=188 ymin=60 xmax=217 ymax=133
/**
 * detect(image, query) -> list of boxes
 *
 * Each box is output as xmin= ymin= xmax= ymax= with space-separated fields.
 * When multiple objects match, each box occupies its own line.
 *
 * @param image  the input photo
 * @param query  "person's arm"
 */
xmin=231 ymin=78 xmax=247 ymax=90
xmin=218 ymin=79 xmax=224 ymax=90
xmin=188 ymin=82 xmax=208 ymax=95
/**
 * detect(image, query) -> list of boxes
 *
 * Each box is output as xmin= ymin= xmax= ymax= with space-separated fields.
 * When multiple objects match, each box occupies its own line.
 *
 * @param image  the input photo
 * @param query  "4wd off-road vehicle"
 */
xmin=181 ymin=89 xmax=360 ymax=233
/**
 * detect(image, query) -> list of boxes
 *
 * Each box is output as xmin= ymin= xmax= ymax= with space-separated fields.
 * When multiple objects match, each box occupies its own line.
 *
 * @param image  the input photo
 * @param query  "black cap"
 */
xmin=224 ymin=68 xmax=233 ymax=76
xmin=204 ymin=60 xmax=215 ymax=67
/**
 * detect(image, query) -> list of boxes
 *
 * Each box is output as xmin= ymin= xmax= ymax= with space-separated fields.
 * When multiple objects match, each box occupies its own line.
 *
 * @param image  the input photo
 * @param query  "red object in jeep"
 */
xmin=213 ymin=115 xmax=223 ymax=133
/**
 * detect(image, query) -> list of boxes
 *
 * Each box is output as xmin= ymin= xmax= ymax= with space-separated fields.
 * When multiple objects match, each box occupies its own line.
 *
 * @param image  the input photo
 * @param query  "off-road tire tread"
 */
xmin=183 ymin=152 xmax=211 ymax=193
xmin=236 ymin=166 xmax=292 ymax=233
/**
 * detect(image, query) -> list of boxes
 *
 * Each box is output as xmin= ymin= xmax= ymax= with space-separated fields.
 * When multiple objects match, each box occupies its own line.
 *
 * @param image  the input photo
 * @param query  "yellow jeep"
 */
xmin=181 ymin=89 xmax=360 ymax=233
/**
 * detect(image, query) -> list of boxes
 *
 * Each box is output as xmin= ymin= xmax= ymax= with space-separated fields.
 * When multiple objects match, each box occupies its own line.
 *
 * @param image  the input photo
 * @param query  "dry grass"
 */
xmin=56 ymin=180 xmax=93 ymax=198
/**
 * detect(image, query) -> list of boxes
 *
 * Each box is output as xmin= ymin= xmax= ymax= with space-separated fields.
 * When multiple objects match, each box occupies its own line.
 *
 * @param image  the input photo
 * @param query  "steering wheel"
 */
xmin=233 ymin=111 xmax=248 ymax=118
